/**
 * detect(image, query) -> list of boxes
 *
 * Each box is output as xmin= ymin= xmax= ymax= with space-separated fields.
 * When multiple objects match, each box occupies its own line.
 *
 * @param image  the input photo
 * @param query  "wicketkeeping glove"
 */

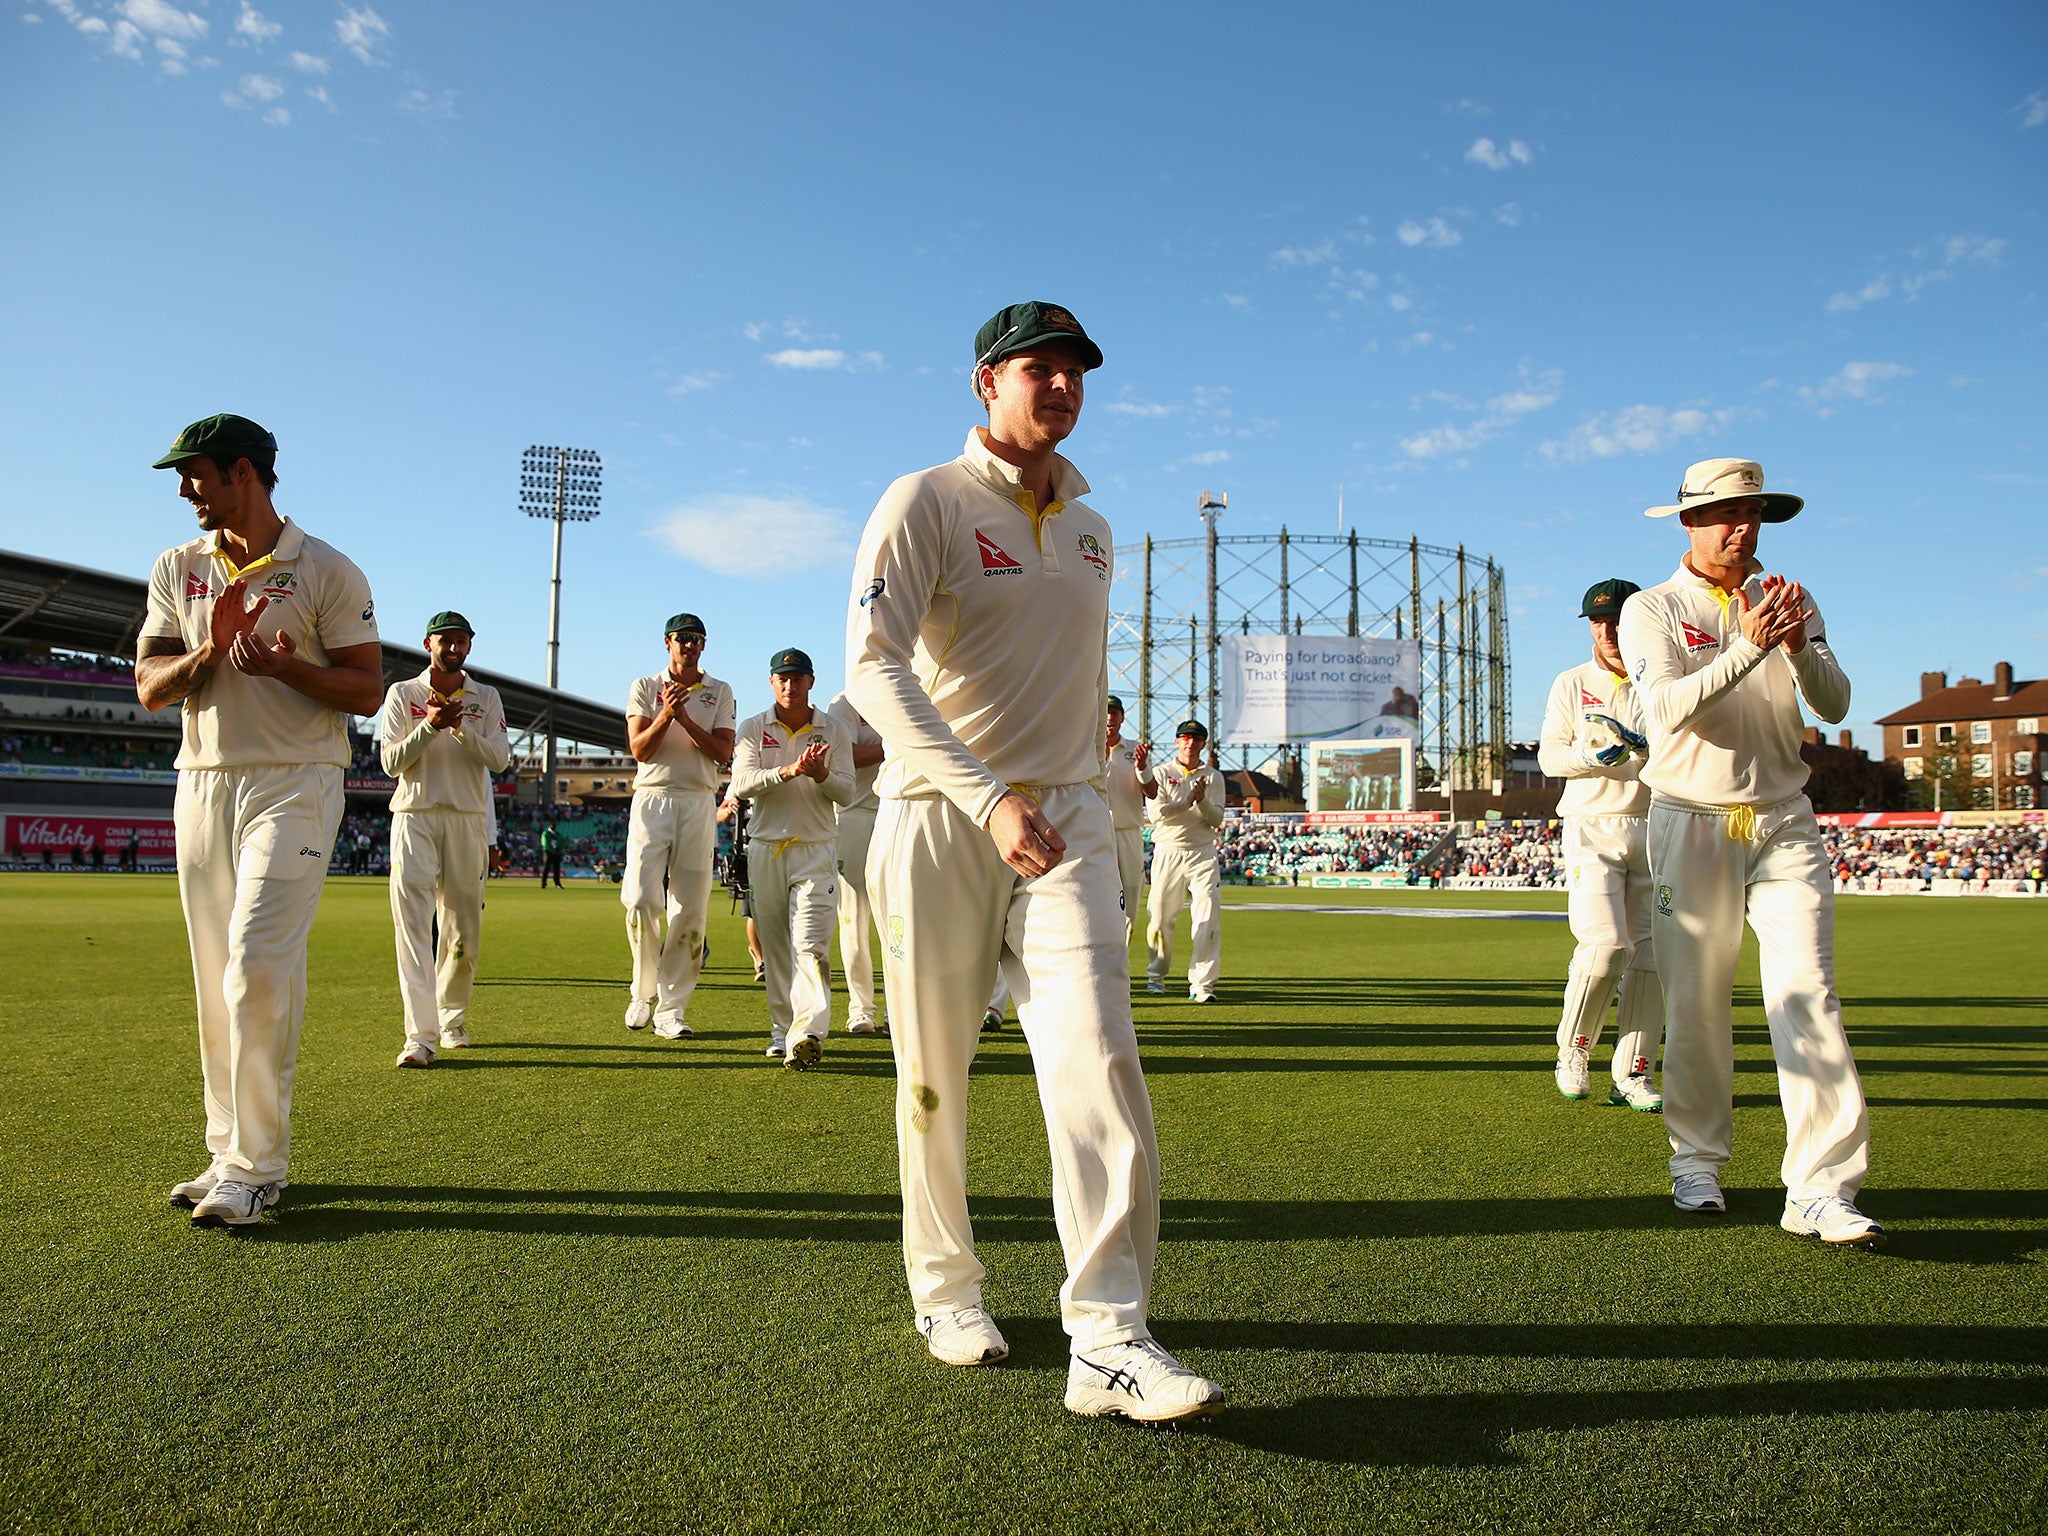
xmin=1584 ymin=712 xmax=1649 ymax=756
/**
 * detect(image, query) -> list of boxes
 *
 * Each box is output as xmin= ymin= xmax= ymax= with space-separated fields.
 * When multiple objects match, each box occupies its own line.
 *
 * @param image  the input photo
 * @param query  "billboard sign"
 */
xmin=1218 ymin=635 xmax=1420 ymax=745
xmin=1305 ymin=738 xmax=1415 ymax=815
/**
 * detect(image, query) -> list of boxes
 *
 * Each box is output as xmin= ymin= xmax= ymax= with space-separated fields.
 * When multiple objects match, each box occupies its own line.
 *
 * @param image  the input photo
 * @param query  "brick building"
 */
xmin=1875 ymin=662 xmax=2046 ymax=810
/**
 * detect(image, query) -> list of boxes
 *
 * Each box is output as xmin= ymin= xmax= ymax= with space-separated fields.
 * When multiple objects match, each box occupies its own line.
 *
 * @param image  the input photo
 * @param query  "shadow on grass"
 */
xmin=1207 ymin=1374 xmax=2048 ymax=1466
xmin=256 ymin=1186 xmax=2046 ymax=1263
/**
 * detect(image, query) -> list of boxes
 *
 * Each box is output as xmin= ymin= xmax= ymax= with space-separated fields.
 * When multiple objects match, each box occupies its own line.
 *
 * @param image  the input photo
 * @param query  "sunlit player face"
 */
xmin=1588 ymin=618 xmax=1623 ymax=675
xmin=1176 ymin=732 xmax=1205 ymax=770
xmin=980 ymin=343 xmax=1088 ymax=453
xmin=425 ymin=630 xmax=472 ymax=674
xmin=1106 ymin=703 xmax=1125 ymax=742
xmin=666 ymin=632 xmax=705 ymax=675
xmin=175 ymin=456 xmax=247 ymax=533
xmin=1682 ymin=499 xmax=1764 ymax=575
xmin=771 ymin=671 xmax=813 ymax=714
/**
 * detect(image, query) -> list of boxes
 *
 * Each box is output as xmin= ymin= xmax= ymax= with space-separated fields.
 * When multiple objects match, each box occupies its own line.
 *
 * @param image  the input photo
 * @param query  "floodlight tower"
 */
xmin=1197 ymin=489 xmax=1227 ymax=762
xmin=519 ymin=445 xmax=602 ymax=811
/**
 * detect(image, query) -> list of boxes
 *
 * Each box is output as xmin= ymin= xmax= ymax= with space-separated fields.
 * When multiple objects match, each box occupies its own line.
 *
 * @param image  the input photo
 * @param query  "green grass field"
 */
xmin=2 ymin=874 xmax=2043 ymax=1535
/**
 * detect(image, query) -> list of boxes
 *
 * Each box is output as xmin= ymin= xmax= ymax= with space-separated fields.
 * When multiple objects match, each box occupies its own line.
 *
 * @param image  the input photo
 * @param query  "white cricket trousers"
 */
xmin=1146 ymin=842 xmax=1221 ymax=994
xmin=389 ymin=809 xmax=488 ymax=1046
xmin=1649 ymin=794 xmax=1869 ymax=1200
xmin=869 ymin=786 xmax=1160 ymax=1352
xmin=1114 ymin=823 xmax=1145 ymax=945
xmin=752 ymin=837 xmax=838 ymax=1049
xmin=1557 ymin=814 xmax=1664 ymax=1083
xmin=174 ymin=764 xmax=344 ymax=1188
xmin=622 ymin=788 xmax=716 ymax=1019
xmin=835 ymin=807 xmax=880 ymax=1029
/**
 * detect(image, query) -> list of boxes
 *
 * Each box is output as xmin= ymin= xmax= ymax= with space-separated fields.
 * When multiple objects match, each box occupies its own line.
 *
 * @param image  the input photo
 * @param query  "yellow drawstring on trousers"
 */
xmin=1726 ymin=805 xmax=1759 ymax=843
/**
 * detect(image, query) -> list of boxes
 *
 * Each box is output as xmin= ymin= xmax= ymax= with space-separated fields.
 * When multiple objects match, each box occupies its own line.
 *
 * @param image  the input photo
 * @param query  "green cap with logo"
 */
xmin=974 ymin=301 xmax=1104 ymax=371
xmin=1107 ymin=695 xmax=1126 ymax=712
xmin=1176 ymin=719 xmax=1209 ymax=740
xmin=1579 ymin=579 xmax=1641 ymax=620
xmin=769 ymin=647 xmax=814 ymax=676
xmin=664 ymin=613 xmax=706 ymax=639
xmin=152 ymin=413 xmax=278 ymax=472
xmin=425 ymin=611 xmax=474 ymax=636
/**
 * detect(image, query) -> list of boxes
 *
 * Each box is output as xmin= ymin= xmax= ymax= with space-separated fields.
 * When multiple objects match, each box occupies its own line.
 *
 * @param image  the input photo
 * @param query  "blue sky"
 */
xmin=3 ymin=1 xmax=2043 ymax=758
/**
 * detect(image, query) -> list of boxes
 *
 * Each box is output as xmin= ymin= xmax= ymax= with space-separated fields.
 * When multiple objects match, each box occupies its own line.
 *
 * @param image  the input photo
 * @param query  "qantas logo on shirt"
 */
xmin=1578 ymin=686 xmax=1603 ymax=709
xmin=762 ymin=732 xmax=778 ymax=747
xmin=975 ymin=529 xmax=1023 ymax=577
xmin=185 ymin=574 xmax=213 ymax=602
xmin=1679 ymin=621 xmax=1718 ymax=651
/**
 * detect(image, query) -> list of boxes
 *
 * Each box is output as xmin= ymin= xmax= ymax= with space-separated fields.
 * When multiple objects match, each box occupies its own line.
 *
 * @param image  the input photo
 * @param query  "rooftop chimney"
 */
xmin=1838 ymin=729 xmax=1853 ymax=751
xmin=1995 ymin=661 xmax=2015 ymax=699
xmin=1921 ymin=670 xmax=1947 ymax=699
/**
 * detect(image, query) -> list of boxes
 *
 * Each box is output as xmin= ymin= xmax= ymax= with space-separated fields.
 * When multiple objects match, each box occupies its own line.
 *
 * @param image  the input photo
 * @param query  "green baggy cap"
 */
xmin=1580 ymin=579 xmax=1641 ymax=620
xmin=770 ymin=647 xmax=814 ymax=676
xmin=152 ymin=413 xmax=277 ymax=471
xmin=426 ymin=611 xmax=474 ymax=636
xmin=973 ymin=302 xmax=1103 ymax=372
xmin=665 ymin=613 xmax=707 ymax=639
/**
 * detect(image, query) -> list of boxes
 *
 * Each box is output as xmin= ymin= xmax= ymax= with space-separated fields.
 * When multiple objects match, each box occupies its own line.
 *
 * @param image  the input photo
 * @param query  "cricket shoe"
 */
xmin=1608 ymin=1074 xmax=1663 ymax=1112
xmin=918 ymin=1307 xmax=1009 ymax=1367
xmin=1781 ymin=1195 xmax=1886 ymax=1249
xmin=764 ymin=1036 xmax=786 ymax=1059
xmin=191 ymin=1180 xmax=281 ymax=1228
xmin=167 ymin=1166 xmax=223 ymax=1209
xmin=624 ymin=999 xmax=655 ymax=1032
xmin=396 ymin=1040 xmax=437 ymax=1069
xmin=752 ymin=959 xmax=767 ymax=984
xmin=1065 ymin=1339 xmax=1225 ymax=1424
xmin=785 ymin=1036 xmax=823 ymax=1072
xmin=1145 ymin=981 xmax=1166 ymax=996
xmin=1188 ymin=989 xmax=1216 ymax=1004
xmin=981 ymin=1008 xmax=1003 ymax=1033
xmin=438 ymin=1025 xmax=472 ymax=1050
xmin=848 ymin=1017 xmax=880 ymax=1037
xmin=652 ymin=1014 xmax=694 ymax=1040
xmin=1673 ymin=1172 xmax=1727 ymax=1214
xmin=1554 ymin=1045 xmax=1591 ymax=1100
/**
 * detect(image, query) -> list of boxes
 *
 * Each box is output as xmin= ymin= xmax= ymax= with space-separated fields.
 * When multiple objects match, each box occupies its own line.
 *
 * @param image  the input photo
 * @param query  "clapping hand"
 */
xmin=1737 ymin=578 xmax=1807 ymax=654
xmin=229 ymin=625 xmax=295 ymax=678
xmin=1756 ymin=574 xmax=1809 ymax=653
xmin=209 ymin=579 xmax=270 ymax=664
xmin=792 ymin=740 xmax=832 ymax=782
xmin=1133 ymin=741 xmax=1151 ymax=771
xmin=427 ymin=694 xmax=465 ymax=730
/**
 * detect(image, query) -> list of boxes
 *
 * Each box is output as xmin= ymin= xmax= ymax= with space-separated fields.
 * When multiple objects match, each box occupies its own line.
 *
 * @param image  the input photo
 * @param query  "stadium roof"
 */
xmin=0 ymin=548 xmax=626 ymax=751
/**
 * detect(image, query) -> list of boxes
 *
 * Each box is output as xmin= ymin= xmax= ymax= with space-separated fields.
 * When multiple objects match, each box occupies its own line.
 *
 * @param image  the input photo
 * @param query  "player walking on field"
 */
xmin=1619 ymin=458 xmax=1880 ymax=1246
xmin=1144 ymin=720 xmax=1226 ymax=1003
xmin=621 ymin=613 xmax=735 ymax=1040
xmin=731 ymin=648 xmax=855 ymax=1068
xmin=1538 ymin=580 xmax=1665 ymax=1112
xmin=825 ymin=688 xmax=889 ymax=1035
xmin=1103 ymin=695 xmax=1152 ymax=949
xmin=137 ymin=414 xmax=383 ymax=1227
xmin=378 ymin=611 xmax=510 ymax=1067
xmin=846 ymin=302 xmax=1223 ymax=1423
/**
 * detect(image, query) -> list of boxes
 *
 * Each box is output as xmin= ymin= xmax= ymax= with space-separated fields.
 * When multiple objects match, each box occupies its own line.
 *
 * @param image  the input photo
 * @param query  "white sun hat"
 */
xmin=1644 ymin=457 xmax=1804 ymax=523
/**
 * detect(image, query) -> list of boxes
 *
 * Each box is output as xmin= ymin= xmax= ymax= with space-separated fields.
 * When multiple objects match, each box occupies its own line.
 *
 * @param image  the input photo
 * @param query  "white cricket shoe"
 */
xmin=751 ymin=958 xmax=766 ymax=984
xmin=1188 ymin=989 xmax=1215 ymax=1004
xmin=981 ymin=1008 xmax=1003 ymax=1033
xmin=785 ymin=1036 xmax=822 ymax=1072
xmin=1145 ymin=981 xmax=1166 ymax=996
xmin=396 ymin=1040 xmax=437 ymax=1069
xmin=1554 ymin=1046 xmax=1591 ymax=1100
xmin=191 ymin=1180 xmax=281 ymax=1228
xmin=167 ymin=1167 xmax=222 ymax=1209
xmin=624 ymin=999 xmax=655 ymax=1031
xmin=1065 ymin=1338 xmax=1225 ymax=1424
xmin=1608 ymin=1074 xmax=1663 ymax=1112
xmin=764 ymin=1036 xmax=786 ymax=1059
xmin=1673 ymin=1172 xmax=1727 ymax=1214
xmin=1782 ymin=1195 xmax=1886 ymax=1248
xmin=918 ymin=1307 xmax=1009 ymax=1367
xmin=848 ymin=1015 xmax=879 ymax=1036
xmin=652 ymin=1014 xmax=694 ymax=1040
xmin=438 ymin=1025 xmax=472 ymax=1050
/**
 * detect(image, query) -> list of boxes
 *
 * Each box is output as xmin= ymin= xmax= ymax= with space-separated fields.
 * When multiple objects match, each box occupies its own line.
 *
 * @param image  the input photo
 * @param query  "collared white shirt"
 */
xmin=141 ymin=518 xmax=379 ymax=771
xmin=1104 ymin=739 xmax=1145 ymax=829
xmin=729 ymin=707 xmax=856 ymax=843
xmin=626 ymin=671 xmax=734 ymax=793
xmin=824 ymin=691 xmax=885 ymax=816
xmin=379 ymin=668 xmax=511 ymax=815
xmin=1148 ymin=757 xmax=1225 ymax=851
xmin=1537 ymin=660 xmax=1651 ymax=818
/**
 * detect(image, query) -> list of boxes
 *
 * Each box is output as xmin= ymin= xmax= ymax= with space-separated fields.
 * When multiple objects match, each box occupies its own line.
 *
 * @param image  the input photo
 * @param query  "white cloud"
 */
xmin=763 ymin=348 xmax=884 ymax=372
xmin=1540 ymin=403 xmax=1735 ymax=462
xmin=398 ymin=81 xmax=455 ymax=118
xmin=1449 ymin=97 xmax=1490 ymax=116
xmin=235 ymin=3 xmax=280 ymax=43
xmin=1386 ymin=292 xmax=1413 ymax=312
xmin=334 ymin=3 xmax=388 ymax=65
xmin=1800 ymin=360 xmax=1911 ymax=408
xmin=306 ymin=83 xmax=333 ymax=109
xmin=1181 ymin=449 xmax=1231 ymax=467
xmin=1464 ymin=136 xmax=1531 ymax=170
xmin=1396 ymin=217 xmax=1460 ymax=248
xmin=289 ymin=50 xmax=328 ymax=73
xmin=1270 ymin=238 xmax=1339 ymax=267
xmin=1825 ymin=234 xmax=2006 ymax=312
xmin=665 ymin=372 xmax=724 ymax=396
xmin=109 ymin=18 xmax=143 ymax=57
xmin=648 ymin=494 xmax=855 ymax=578
xmin=262 ymin=106 xmax=289 ymax=126
xmin=1221 ymin=292 xmax=1250 ymax=310
xmin=1495 ymin=202 xmax=1522 ymax=227
xmin=240 ymin=72 xmax=283 ymax=100
xmin=118 ymin=0 xmax=206 ymax=41
xmin=1106 ymin=398 xmax=1177 ymax=418
xmin=1402 ymin=369 xmax=1560 ymax=460
xmin=2017 ymin=89 xmax=2047 ymax=129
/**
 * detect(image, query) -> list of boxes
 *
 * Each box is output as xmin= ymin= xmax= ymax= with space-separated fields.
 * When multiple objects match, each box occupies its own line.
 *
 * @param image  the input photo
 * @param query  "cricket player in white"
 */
xmin=1537 ymin=580 xmax=1664 ymax=1112
xmin=622 ymin=613 xmax=736 ymax=1040
xmin=731 ymin=648 xmax=855 ymax=1068
xmin=1104 ymin=694 xmax=1151 ymax=949
xmin=138 ymin=414 xmax=383 ymax=1228
xmin=846 ymin=302 xmax=1223 ymax=1422
xmin=1619 ymin=457 xmax=1880 ymax=1247
xmin=1143 ymin=721 xmax=1226 ymax=1003
xmin=825 ymin=689 xmax=888 ymax=1035
xmin=379 ymin=611 xmax=510 ymax=1067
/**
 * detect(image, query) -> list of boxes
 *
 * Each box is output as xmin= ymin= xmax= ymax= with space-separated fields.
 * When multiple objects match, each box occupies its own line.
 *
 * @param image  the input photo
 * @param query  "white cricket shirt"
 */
xmin=626 ymin=672 xmax=734 ymax=793
xmin=1537 ymin=660 xmax=1650 ymax=818
xmin=729 ymin=707 xmax=855 ymax=843
xmin=1148 ymin=758 xmax=1225 ymax=851
xmin=824 ymin=691 xmax=884 ymax=815
xmin=379 ymin=669 xmax=511 ymax=814
xmin=1105 ymin=740 xmax=1145 ymax=829
xmin=1619 ymin=561 xmax=1850 ymax=807
xmin=844 ymin=428 xmax=1112 ymax=826
xmin=140 ymin=519 xmax=379 ymax=771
